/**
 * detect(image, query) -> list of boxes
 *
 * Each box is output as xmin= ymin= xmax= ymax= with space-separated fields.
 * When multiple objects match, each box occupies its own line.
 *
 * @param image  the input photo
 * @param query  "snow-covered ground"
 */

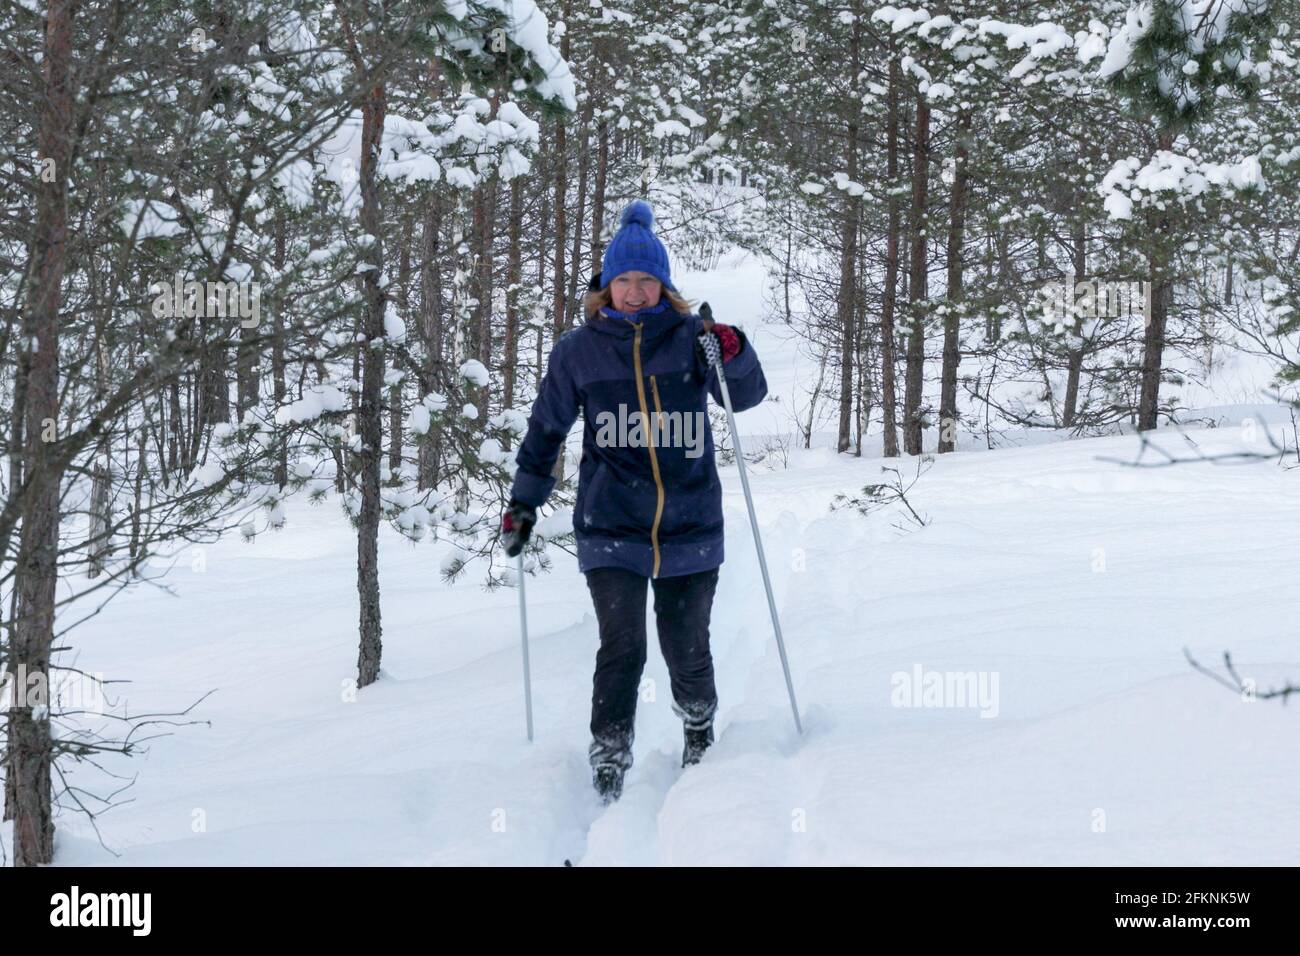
xmin=7 ymin=253 xmax=1299 ymax=866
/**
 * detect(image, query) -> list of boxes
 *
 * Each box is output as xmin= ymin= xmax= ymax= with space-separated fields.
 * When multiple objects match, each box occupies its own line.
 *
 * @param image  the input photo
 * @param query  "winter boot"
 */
xmin=674 ymin=699 xmax=718 ymax=768
xmin=589 ymin=722 xmax=633 ymax=805
xmin=593 ymin=765 xmax=625 ymax=805
xmin=682 ymin=723 xmax=714 ymax=767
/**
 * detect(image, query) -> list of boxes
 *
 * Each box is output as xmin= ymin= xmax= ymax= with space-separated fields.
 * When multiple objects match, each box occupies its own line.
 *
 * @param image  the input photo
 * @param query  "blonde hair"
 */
xmin=584 ymin=283 xmax=695 ymax=321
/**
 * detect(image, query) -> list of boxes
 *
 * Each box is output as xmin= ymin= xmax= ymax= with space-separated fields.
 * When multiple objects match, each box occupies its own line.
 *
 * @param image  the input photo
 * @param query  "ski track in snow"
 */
xmin=8 ymin=252 xmax=1299 ymax=866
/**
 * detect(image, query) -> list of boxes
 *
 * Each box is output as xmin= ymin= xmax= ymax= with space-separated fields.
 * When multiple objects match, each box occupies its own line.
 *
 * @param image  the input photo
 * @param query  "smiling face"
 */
xmin=609 ymin=271 xmax=662 ymax=314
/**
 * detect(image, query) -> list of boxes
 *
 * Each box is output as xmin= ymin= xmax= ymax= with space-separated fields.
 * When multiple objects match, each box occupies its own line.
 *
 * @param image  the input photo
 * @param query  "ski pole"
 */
xmin=698 ymin=303 xmax=803 ymax=736
xmin=517 ymin=549 xmax=534 ymax=742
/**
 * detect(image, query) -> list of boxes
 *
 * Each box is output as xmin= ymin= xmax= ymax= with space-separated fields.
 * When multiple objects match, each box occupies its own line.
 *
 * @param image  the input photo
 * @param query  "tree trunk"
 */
xmin=273 ymin=211 xmax=288 ymax=487
xmin=804 ymin=352 xmax=827 ymax=449
xmin=1062 ymin=215 xmax=1087 ymax=428
xmin=879 ymin=43 xmax=902 ymax=459
xmin=835 ymin=9 xmax=861 ymax=454
xmin=551 ymin=114 xmax=567 ymax=340
xmin=565 ymin=102 xmax=592 ymax=329
xmin=548 ymin=81 xmax=569 ymax=486
xmin=129 ymin=429 xmax=145 ymax=564
xmin=937 ymin=108 xmax=969 ymax=454
xmin=590 ymin=117 xmax=609 ymax=271
xmin=418 ymin=192 xmax=443 ymax=489
xmin=388 ymin=212 xmax=414 ymax=477
xmin=1137 ymin=130 xmax=1175 ymax=431
xmin=202 ymin=336 xmax=230 ymax=428
xmin=854 ymin=284 xmax=871 ymax=456
xmin=503 ymin=176 xmax=523 ymax=414
xmin=475 ymin=175 xmax=498 ymax=383
xmin=1138 ymin=265 xmax=1169 ymax=431
xmin=9 ymin=0 xmax=77 ymax=866
xmin=87 ymin=456 xmax=112 ymax=577
xmin=8 ymin=344 xmax=26 ymax=493
xmin=168 ymin=377 xmax=182 ymax=476
xmin=535 ymin=128 xmax=550 ymax=393
xmin=237 ymin=307 xmax=259 ymax=417
xmin=903 ymin=91 xmax=931 ymax=455
xmin=355 ymin=79 xmax=386 ymax=688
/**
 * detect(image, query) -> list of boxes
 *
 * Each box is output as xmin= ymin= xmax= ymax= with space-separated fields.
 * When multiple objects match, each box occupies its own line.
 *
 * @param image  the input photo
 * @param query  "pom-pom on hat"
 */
xmin=600 ymin=200 xmax=676 ymax=292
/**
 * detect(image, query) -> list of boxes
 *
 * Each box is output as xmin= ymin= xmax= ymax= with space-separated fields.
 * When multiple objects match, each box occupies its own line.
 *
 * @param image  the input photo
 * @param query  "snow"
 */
xmin=10 ymin=254 xmax=1299 ymax=867
xmin=1098 ymin=2 xmax=1155 ymax=80
xmin=652 ymin=119 xmax=691 ymax=139
xmin=29 ymin=407 xmax=1300 ymax=865
xmin=409 ymin=405 xmax=432 ymax=436
xmin=493 ymin=0 xmax=576 ymax=109
xmin=274 ymin=384 xmax=346 ymax=425
xmin=917 ymin=15 xmax=954 ymax=39
xmin=186 ymin=460 xmax=226 ymax=489
xmin=459 ymin=359 xmax=490 ymax=387
xmin=478 ymin=437 xmax=509 ymax=466
xmin=1099 ymin=0 xmax=1272 ymax=101
xmin=872 ymin=6 xmax=933 ymax=34
xmin=1076 ymin=24 xmax=1109 ymax=65
xmin=384 ymin=304 xmax=406 ymax=342
xmin=1099 ymin=150 xmax=1267 ymax=220
xmin=119 ymin=198 xmax=187 ymax=239
xmin=676 ymin=104 xmax=707 ymax=127
xmin=489 ymin=408 xmax=529 ymax=436
xmin=499 ymin=146 xmax=531 ymax=180
xmin=1176 ymin=0 xmax=1271 ymax=48
xmin=309 ymin=88 xmax=546 ymax=215
xmin=978 ymin=20 xmax=1075 ymax=79
xmin=833 ymin=172 xmax=867 ymax=195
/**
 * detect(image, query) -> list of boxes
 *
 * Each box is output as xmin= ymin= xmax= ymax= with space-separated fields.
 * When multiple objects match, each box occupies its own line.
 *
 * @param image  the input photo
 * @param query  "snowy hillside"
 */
xmin=23 ymin=250 xmax=1300 ymax=863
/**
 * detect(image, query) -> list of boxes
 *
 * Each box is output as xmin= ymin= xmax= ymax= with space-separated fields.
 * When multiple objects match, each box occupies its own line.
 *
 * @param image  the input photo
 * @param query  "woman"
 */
xmin=501 ymin=200 xmax=767 ymax=804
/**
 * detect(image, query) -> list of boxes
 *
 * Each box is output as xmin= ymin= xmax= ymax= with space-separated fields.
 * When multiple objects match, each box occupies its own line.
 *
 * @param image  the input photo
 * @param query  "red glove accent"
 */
xmin=713 ymin=323 xmax=742 ymax=363
xmin=501 ymin=499 xmax=537 ymax=557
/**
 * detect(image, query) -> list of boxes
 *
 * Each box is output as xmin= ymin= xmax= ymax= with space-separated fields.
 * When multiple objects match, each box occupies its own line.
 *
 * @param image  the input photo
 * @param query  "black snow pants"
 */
xmin=584 ymin=565 xmax=720 ymax=772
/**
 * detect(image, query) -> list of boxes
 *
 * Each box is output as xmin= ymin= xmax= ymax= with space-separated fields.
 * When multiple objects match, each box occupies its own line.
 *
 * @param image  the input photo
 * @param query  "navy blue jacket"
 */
xmin=510 ymin=298 xmax=767 ymax=578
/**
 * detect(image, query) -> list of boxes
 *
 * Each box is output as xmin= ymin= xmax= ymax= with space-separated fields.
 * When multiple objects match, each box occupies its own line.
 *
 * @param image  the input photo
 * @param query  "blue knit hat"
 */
xmin=600 ymin=201 xmax=676 ymax=292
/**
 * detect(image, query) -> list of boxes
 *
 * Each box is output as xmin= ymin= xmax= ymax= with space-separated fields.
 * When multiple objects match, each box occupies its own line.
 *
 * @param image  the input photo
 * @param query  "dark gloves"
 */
xmin=501 ymin=498 xmax=537 ymax=557
xmin=711 ymin=323 xmax=744 ymax=363
xmin=696 ymin=302 xmax=746 ymax=369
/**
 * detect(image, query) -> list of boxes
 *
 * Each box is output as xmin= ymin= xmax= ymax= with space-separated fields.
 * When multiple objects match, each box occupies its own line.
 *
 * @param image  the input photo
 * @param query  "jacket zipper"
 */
xmin=650 ymin=374 xmax=665 ymax=438
xmin=630 ymin=322 xmax=665 ymax=578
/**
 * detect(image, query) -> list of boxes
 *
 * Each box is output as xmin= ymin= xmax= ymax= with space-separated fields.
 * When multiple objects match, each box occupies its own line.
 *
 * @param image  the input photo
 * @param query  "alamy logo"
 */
xmin=1 ymin=663 xmax=105 ymax=715
xmin=50 ymin=886 xmax=151 ymax=936
xmin=151 ymin=271 xmax=261 ymax=328
xmin=890 ymin=664 xmax=1000 ymax=719
xmin=594 ymin=403 xmax=707 ymax=459
xmin=1038 ymin=279 xmax=1152 ymax=327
